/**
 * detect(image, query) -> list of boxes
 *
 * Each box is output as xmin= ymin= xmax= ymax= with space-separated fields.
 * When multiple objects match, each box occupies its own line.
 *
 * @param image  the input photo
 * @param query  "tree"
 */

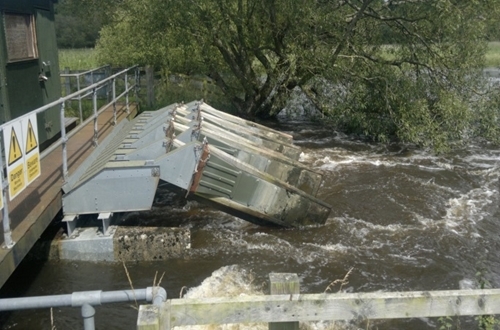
xmin=54 ymin=0 xmax=120 ymax=48
xmin=96 ymin=0 xmax=500 ymax=151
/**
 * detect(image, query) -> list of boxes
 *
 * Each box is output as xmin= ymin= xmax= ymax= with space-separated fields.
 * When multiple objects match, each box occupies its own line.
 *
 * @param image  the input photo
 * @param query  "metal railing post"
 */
xmin=125 ymin=72 xmax=130 ymax=114
xmin=0 ymin=144 xmax=14 ymax=249
xmin=92 ymin=88 xmax=98 ymax=147
xmin=81 ymin=304 xmax=96 ymax=330
xmin=77 ymin=76 xmax=83 ymax=123
xmin=60 ymin=101 xmax=69 ymax=183
xmin=135 ymin=67 xmax=140 ymax=102
xmin=112 ymin=78 xmax=117 ymax=126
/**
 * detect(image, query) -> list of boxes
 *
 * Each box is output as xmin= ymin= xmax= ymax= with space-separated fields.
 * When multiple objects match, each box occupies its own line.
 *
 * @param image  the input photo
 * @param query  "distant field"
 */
xmin=58 ymin=48 xmax=100 ymax=71
xmin=59 ymin=43 xmax=500 ymax=71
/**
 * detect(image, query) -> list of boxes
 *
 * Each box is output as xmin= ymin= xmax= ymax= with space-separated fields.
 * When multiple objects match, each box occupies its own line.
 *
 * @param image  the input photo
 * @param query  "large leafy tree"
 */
xmin=96 ymin=0 xmax=500 ymax=150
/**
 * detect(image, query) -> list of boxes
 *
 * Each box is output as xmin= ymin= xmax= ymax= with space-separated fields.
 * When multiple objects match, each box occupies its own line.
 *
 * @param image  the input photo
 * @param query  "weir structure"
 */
xmin=61 ymin=101 xmax=331 ymax=235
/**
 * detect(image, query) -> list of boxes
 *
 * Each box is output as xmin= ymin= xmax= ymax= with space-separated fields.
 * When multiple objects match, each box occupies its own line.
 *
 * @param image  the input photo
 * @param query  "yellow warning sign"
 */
xmin=27 ymin=152 xmax=40 ymax=183
xmin=25 ymin=119 xmax=38 ymax=154
xmin=9 ymin=162 xmax=25 ymax=198
xmin=8 ymin=127 xmax=22 ymax=166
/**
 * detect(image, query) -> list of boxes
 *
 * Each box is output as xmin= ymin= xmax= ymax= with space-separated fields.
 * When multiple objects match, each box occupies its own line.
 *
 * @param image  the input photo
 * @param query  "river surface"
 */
xmin=1 ymin=119 xmax=499 ymax=329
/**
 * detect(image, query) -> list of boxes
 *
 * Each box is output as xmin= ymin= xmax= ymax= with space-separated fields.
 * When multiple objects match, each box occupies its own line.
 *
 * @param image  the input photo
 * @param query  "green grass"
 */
xmin=486 ymin=42 xmax=500 ymax=67
xmin=58 ymin=48 xmax=101 ymax=71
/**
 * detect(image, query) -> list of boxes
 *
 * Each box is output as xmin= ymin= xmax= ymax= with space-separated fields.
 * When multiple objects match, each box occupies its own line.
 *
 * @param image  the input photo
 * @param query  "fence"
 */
xmin=138 ymin=273 xmax=500 ymax=329
xmin=0 ymin=286 xmax=166 ymax=330
xmin=0 ymin=65 xmax=138 ymax=249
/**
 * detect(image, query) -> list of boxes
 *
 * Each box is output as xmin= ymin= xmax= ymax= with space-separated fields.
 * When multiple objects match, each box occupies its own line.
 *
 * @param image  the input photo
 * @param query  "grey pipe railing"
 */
xmin=61 ymin=65 xmax=111 ymax=122
xmin=0 ymin=286 xmax=166 ymax=330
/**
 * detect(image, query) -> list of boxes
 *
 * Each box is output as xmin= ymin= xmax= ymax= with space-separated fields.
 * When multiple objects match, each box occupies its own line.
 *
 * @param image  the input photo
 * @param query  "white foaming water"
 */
xmin=443 ymin=187 xmax=497 ymax=235
xmin=175 ymin=265 xmax=267 ymax=330
xmin=176 ymin=265 xmax=358 ymax=330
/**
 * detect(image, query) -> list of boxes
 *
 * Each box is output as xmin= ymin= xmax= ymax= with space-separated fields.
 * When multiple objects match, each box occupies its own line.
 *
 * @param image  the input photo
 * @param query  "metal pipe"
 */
xmin=60 ymin=101 xmax=68 ymax=182
xmin=77 ymin=76 xmax=83 ymax=122
xmin=81 ymin=304 xmax=95 ymax=330
xmin=60 ymin=65 xmax=110 ymax=78
xmin=0 ymin=287 xmax=161 ymax=312
xmin=125 ymin=72 xmax=130 ymax=114
xmin=0 ymin=293 xmax=73 ymax=310
xmin=151 ymin=287 xmax=167 ymax=306
xmin=92 ymin=87 xmax=98 ymax=147
xmin=0 ymin=145 xmax=14 ymax=248
xmin=112 ymin=78 xmax=117 ymax=126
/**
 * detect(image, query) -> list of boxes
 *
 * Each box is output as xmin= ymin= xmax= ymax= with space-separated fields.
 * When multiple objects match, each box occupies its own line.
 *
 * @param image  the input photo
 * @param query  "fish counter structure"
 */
xmin=61 ymin=101 xmax=332 ymax=227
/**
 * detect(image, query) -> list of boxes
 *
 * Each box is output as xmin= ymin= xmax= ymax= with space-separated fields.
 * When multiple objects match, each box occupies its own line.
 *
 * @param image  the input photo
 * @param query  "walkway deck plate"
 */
xmin=62 ymin=101 xmax=331 ymax=227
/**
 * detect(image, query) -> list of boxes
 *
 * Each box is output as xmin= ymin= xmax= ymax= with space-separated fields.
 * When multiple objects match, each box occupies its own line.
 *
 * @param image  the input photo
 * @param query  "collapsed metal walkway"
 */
xmin=62 ymin=101 xmax=331 ymax=229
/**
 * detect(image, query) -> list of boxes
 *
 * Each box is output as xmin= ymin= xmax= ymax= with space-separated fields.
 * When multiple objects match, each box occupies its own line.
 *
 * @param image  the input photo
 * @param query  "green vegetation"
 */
xmin=58 ymin=49 xmax=101 ymax=71
xmin=57 ymin=0 xmax=500 ymax=151
xmin=54 ymin=0 xmax=106 ymax=48
xmin=486 ymin=42 xmax=500 ymax=67
xmin=93 ymin=0 xmax=500 ymax=151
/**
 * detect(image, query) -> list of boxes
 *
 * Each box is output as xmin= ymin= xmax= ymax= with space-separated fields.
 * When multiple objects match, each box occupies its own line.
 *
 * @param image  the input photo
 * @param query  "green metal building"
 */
xmin=0 ymin=0 xmax=61 ymax=148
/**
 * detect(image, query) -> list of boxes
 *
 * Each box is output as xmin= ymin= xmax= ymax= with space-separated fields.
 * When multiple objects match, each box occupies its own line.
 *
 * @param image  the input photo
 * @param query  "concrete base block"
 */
xmin=53 ymin=226 xmax=190 ymax=262
xmin=60 ymin=227 xmax=116 ymax=261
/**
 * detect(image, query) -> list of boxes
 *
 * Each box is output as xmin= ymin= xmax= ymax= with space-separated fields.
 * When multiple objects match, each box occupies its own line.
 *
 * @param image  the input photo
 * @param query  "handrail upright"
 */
xmin=92 ymin=87 xmax=98 ymax=147
xmin=0 ymin=148 xmax=13 ymax=248
xmin=60 ymin=101 xmax=68 ymax=183
xmin=125 ymin=72 xmax=130 ymax=114
xmin=112 ymin=78 xmax=117 ymax=126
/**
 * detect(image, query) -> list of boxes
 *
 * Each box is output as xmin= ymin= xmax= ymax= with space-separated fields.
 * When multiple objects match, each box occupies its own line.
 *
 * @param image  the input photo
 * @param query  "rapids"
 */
xmin=1 ymin=120 xmax=499 ymax=329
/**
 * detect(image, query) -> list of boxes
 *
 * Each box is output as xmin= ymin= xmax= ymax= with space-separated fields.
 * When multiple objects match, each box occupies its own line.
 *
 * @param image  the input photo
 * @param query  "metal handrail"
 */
xmin=60 ymin=65 xmax=110 ymax=78
xmin=0 ymin=286 xmax=166 ymax=330
xmin=0 ymin=65 xmax=139 ymax=249
xmin=61 ymin=65 xmax=113 ymax=122
xmin=0 ymin=66 xmax=137 ymax=131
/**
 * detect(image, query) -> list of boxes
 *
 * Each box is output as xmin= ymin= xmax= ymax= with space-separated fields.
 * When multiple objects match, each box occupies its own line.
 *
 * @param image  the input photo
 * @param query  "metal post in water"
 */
xmin=60 ymin=101 xmax=69 ymax=183
xmin=0 ymin=142 xmax=14 ymax=249
xmin=92 ymin=88 xmax=98 ymax=147
xmin=77 ymin=76 xmax=83 ymax=123
xmin=112 ymin=78 xmax=117 ymax=126
xmin=81 ymin=304 xmax=95 ymax=330
xmin=125 ymin=72 xmax=130 ymax=114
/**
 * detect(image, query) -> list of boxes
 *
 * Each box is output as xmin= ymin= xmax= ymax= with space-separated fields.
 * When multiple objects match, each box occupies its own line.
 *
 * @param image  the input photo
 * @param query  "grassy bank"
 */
xmin=58 ymin=48 xmax=100 ymax=71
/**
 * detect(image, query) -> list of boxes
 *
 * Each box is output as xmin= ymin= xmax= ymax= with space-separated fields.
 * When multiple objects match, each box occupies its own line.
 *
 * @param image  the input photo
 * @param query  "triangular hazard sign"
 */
xmin=8 ymin=127 xmax=22 ymax=166
xmin=25 ymin=119 xmax=38 ymax=154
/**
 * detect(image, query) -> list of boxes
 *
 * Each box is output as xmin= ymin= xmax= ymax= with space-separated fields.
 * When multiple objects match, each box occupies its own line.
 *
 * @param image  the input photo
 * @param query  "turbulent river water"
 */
xmin=1 ymin=119 xmax=499 ymax=330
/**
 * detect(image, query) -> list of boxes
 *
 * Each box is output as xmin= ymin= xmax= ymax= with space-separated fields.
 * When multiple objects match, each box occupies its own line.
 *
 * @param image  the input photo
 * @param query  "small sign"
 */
xmin=25 ymin=119 xmax=38 ymax=153
xmin=3 ymin=121 xmax=26 ymax=200
xmin=8 ymin=127 xmax=22 ymax=166
xmin=23 ymin=115 xmax=40 ymax=184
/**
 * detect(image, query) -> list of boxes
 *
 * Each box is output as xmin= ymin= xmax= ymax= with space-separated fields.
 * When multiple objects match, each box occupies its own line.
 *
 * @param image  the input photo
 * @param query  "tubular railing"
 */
xmin=61 ymin=65 xmax=111 ymax=122
xmin=0 ymin=65 xmax=139 ymax=249
xmin=0 ymin=286 xmax=166 ymax=330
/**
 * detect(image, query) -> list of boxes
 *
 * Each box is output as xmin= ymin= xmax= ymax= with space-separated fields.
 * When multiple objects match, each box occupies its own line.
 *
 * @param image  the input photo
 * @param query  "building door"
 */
xmin=3 ymin=12 xmax=44 ymax=120
xmin=2 ymin=9 xmax=61 ymax=146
